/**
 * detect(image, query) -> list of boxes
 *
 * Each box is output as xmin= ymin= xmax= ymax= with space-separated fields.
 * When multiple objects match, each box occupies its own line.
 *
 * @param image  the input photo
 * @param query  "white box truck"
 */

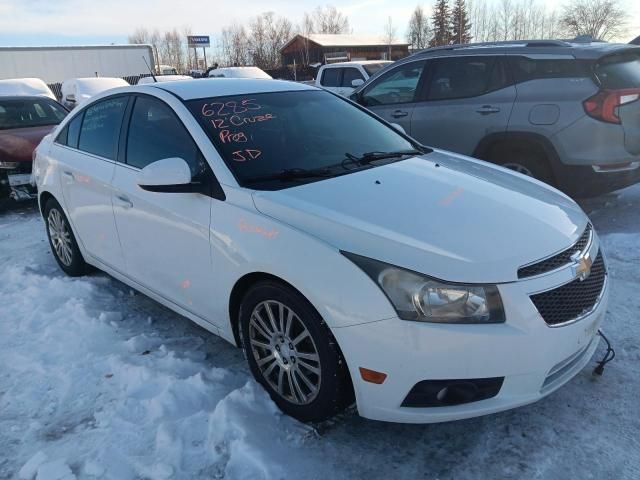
xmin=0 ymin=45 xmax=155 ymax=84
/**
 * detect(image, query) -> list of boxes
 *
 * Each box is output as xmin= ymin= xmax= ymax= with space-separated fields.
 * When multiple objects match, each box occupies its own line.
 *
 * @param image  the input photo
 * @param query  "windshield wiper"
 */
xmin=243 ymin=167 xmax=335 ymax=184
xmin=344 ymin=149 xmax=424 ymax=166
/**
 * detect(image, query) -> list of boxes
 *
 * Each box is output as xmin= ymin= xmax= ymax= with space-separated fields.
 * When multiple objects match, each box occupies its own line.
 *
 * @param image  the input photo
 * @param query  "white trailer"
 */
xmin=0 ymin=45 xmax=155 ymax=84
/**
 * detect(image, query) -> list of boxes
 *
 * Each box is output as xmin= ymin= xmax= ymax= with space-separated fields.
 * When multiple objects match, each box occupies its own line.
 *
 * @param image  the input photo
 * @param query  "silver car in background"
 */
xmin=351 ymin=39 xmax=640 ymax=197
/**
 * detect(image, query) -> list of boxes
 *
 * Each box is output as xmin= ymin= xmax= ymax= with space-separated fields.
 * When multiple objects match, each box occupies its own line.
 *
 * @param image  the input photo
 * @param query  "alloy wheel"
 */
xmin=502 ymin=162 xmax=534 ymax=177
xmin=48 ymin=208 xmax=73 ymax=266
xmin=248 ymin=300 xmax=322 ymax=405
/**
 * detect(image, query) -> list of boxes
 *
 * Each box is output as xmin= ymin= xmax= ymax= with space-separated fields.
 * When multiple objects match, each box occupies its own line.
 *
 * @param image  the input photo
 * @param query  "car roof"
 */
xmin=322 ymin=60 xmax=393 ymax=67
xmin=149 ymin=78 xmax=317 ymax=100
xmin=0 ymin=95 xmax=56 ymax=102
xmin=409 ymin=40 xmax=640 ymax=60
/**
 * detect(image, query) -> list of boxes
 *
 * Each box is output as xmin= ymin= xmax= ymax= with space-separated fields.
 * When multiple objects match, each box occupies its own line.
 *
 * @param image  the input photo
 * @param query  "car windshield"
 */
xmin=186 ymin=89 xmax=425 ymax=190
xmin=0 ymin=98 xmax=67 ymax=130
xmin=594 ymin=51 xmax=640 ymax=88
xmin=363 ymin=63 xmax=390 ymax=76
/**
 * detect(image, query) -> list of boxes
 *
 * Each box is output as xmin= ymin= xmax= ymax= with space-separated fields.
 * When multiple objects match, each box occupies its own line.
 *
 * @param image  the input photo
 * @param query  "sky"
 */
xmin=0 ymin=0 xmax=638 ymax=48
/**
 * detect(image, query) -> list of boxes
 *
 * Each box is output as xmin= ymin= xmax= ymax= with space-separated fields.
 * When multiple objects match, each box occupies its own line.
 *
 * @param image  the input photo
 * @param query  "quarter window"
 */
xmin=321 ymin=68 xmax=341 ymax=87
xmin=342 ymin=68 xmax=364 ymax=87
xmin=361 ymin=60 xmax=426 ymax=106
xmin=426 ymin=57 xmax=506 ymax=101
xmin=126 ymin=96 xmax=205 ymax=177
xmin=55 ymin=113 xmax=83 ymax=148
xmin=78 ymin=97 xmax=128 ymax=160
xmin=509 ymin=57 xmax=590 ymax=83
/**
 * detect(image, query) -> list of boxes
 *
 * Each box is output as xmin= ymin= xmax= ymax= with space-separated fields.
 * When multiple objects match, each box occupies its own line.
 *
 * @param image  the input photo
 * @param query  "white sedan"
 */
xmin=33 ymin=79 xmax=608 ymax=423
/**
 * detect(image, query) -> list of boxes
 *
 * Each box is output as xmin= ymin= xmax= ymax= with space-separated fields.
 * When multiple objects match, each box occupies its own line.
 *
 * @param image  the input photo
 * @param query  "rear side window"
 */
xmin=509 ymin=57 xmax=590 ymax=83
xmin=426 ymin=56 xmax=508 ymax=101
xmin=55 ymin=113 xmax=83 ymax=148
xmin=321 ymin=68 xmax=341 ymax=87
xmin=361 ymin=60 xmax=426 ymax=106
xmin=78 ymin=97 xmax=128 ymax=159
xmin=342 ymin=68 xmax=364 ymax=87
xmin=595 ymin=51 xmax=640 ymax=89
xmin=126 ymin=96 xmax=206 ymax=177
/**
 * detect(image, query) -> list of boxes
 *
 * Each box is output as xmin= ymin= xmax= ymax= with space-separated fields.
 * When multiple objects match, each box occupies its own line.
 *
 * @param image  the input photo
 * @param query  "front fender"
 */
xmin=208 ymin=193 xmax=397 ymax=343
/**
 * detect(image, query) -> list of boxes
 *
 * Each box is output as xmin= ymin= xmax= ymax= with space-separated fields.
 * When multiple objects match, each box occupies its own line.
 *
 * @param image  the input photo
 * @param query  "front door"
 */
xmin=111 ymin=95 xmax=217 ymax=322
xmin=358 ymin=59 xmax=427 ymax=134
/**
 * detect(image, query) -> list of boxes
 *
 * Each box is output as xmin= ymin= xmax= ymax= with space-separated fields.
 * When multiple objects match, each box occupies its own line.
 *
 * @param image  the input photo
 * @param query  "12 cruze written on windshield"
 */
xmin=33 ymin=79 xmax=608 ymax=423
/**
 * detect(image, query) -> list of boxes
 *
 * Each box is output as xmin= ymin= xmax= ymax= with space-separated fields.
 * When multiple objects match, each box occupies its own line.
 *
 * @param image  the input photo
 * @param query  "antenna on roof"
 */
xmin=142 ymin=56 xmax=157 ymax=83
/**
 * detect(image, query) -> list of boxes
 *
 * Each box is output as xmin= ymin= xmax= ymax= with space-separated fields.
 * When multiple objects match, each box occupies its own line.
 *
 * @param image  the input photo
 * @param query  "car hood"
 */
xmin=252 ymin=151 xmax=588 ymax=283
xmin=0 ymin=125 xmax=55 ymax=163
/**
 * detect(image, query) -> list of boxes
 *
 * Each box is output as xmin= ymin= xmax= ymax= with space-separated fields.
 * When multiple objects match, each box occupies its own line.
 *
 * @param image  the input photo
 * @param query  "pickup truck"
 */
xmin=315 ymin=61 xmax=392 ymax=96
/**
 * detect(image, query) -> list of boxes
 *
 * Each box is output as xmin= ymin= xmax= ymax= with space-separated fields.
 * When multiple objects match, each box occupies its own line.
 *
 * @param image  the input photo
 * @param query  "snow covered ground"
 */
xmin=1 ymin=186 xmax=639 ymax=480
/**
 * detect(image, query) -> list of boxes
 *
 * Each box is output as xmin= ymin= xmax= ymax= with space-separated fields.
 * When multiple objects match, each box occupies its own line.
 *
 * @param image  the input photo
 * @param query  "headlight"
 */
xmin=343 ymin=252 xmax=505 ymax=324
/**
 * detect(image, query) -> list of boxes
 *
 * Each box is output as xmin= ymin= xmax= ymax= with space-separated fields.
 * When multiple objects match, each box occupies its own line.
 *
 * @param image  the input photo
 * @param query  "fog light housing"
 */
xmin=401 ymin=377 xmax=504 ymax=407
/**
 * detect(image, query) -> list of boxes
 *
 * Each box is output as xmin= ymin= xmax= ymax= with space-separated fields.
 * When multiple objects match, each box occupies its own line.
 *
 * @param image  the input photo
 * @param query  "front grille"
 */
xmin=518 ymin=224 xmax=592 ymax=279
xmin=530 ymin=252 xmax=606 ymax=326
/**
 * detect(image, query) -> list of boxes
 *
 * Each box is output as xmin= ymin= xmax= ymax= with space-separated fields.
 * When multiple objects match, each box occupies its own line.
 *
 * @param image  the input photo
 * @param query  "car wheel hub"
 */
xmin=48 ymin=209 xmax=73 ymax=266
xmin=249 ymin=300 xmax=321 ymax=405
xmin=502 ymin=162 xmax=534 ymax=177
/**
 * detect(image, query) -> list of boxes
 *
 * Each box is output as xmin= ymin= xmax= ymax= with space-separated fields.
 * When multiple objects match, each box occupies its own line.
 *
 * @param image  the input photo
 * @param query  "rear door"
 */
xmin=56 ymin=95 xmax=128 ymax=272
xmin=358 ymin=59 xmax=427 ymax=134
xmin=410 ymin=55 xmax=515 ymax=155
xmin=318 ymin=67 xmax=342 ymax=94
xmin=594 ymin=50 xmax=640 ymax=156
xmin=111 ymin=94 xmax=218 ymax=323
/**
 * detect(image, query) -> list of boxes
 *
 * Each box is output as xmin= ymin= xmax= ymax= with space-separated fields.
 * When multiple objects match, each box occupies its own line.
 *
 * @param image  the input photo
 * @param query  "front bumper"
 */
xmin=333 ymin=249 xmax=609 ymax=424
xmin=0 ymin=164 xmax=37 ymax=201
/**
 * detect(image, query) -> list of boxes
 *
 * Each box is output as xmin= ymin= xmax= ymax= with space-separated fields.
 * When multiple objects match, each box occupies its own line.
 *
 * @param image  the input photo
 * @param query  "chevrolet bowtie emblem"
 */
xmin=571 ymin=250 xmax=593 ymax=281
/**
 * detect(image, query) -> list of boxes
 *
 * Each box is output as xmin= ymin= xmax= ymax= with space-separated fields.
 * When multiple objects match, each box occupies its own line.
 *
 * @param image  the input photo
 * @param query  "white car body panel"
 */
xmin=33 ymin=79 xmax=608 ymax=423
xmin=316 ymin=61 xmax=392 ymax=96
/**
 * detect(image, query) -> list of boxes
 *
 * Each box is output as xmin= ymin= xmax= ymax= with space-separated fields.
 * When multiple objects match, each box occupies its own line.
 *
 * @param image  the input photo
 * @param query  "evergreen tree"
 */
xmin=451 ymin=0 xmax=473 ymax=44
xmin=429 ymin=0 xmax=452 ymax=47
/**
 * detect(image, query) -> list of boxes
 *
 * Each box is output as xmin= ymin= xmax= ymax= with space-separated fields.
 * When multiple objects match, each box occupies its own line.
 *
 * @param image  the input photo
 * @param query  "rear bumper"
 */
xmin=553 ymin=162 xmax=640 ymax=197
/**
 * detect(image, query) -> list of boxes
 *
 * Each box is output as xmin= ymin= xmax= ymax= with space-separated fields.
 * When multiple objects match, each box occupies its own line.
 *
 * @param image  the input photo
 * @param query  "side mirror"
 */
xmin=137 ymin=157 xmax=195 ymax=193
xmin=390 ymin=123 xmax=406 ymax=134
xmin=351 ymin=78 xmax=364 ymax=88
xmin=66 ymin=94 xmax=76 ymax=103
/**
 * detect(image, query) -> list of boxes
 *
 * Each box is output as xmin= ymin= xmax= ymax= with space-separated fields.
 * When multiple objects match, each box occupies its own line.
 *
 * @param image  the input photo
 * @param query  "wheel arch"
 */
xmin=473 ymin=131 xmax=561 ymax=171
xmin=38 ymin=190 xmax=57 ymax=218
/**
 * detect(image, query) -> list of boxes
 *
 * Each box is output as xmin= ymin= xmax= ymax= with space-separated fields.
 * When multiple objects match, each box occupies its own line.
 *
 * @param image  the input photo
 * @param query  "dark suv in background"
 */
xmin=351 ymin=40 xmax=640 ymax=197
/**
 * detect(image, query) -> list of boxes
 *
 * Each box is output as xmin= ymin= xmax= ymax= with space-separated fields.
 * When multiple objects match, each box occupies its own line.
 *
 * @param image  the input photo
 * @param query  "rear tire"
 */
xmin=494 ymin=148 xmax=555 ymax=186
xmin=44 ymin=198 xmax=88 ymax=277
xmin=239 ymin=281 xmax=353 ymax=422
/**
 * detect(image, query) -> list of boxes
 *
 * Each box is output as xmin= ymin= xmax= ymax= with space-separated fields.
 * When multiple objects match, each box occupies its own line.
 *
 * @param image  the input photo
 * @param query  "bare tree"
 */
xmin=311 ymin=5 xmax=350 ymax=34
xmin=249 ymin=12 xmax=293 ymax=69
xmin=561 ymin=0 xmax=627 ymax=40
xmin=220 ymin=24 xmax=250 ymax=66
xmin=383 ymin=17 xmax=397 ymax=58
xmin=407 ymin=5 xmax=432 ymax=50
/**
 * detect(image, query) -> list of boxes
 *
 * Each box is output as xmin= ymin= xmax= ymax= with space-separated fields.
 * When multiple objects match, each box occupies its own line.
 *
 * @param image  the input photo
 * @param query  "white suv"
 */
xmin=34 ymin=78 xmax=608 ymax=423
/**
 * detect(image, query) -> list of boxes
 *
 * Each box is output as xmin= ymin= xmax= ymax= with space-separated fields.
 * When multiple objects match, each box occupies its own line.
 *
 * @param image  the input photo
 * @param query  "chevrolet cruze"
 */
xmin=33 ymin=79 xmax=609 ymax=423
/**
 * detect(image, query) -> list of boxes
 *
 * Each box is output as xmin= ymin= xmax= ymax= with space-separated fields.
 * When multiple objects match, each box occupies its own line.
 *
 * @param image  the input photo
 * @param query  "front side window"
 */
xmin=342 ymin=68 xmax=364 ymax=87
xmin=78 ymin=97 xmax=128 ymax=160
xmin=0 ymin=98 xmax=67 ymax=130
xmin=426 ymin=56 xmax=505 ymax=101
xmin=126 ymin=96 xmax=206 ymax=177
xmin=361 ymin=60 xmax=426 ymax=106
xmin=187 ymin=90 xmax=421 ymax=190
xmin=321 ymin=68 xmax=341 ymax=87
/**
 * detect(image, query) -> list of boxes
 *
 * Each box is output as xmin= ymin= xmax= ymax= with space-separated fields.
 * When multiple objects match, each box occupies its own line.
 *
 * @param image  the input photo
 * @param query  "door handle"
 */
xmin=391 ymin=110 xmax=409 ymax=118
xmin=115 ymin=194 xmax=133 ymax=209
xmin=476 ymin=105 xmax=501 ymax=115
xmin=62 ymin=171 xmax=74 ymax=181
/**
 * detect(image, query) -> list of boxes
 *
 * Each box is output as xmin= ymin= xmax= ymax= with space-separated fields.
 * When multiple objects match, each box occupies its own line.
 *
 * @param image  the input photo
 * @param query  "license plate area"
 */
xmin=8 ymin=173 xmax=32 ymax=186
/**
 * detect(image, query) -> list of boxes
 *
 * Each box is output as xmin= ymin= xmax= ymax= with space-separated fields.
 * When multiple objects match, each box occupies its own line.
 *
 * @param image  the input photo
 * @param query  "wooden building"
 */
xmin=280 ymin=34 xmax=411 ymax=66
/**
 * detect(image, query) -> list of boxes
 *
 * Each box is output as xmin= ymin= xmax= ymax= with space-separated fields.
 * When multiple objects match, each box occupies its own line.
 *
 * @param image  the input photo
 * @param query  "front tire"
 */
xmin=239 ymin=281 xmax=353 ymax=422
xmin=44 ymin=198 xmax=87 ymax=276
